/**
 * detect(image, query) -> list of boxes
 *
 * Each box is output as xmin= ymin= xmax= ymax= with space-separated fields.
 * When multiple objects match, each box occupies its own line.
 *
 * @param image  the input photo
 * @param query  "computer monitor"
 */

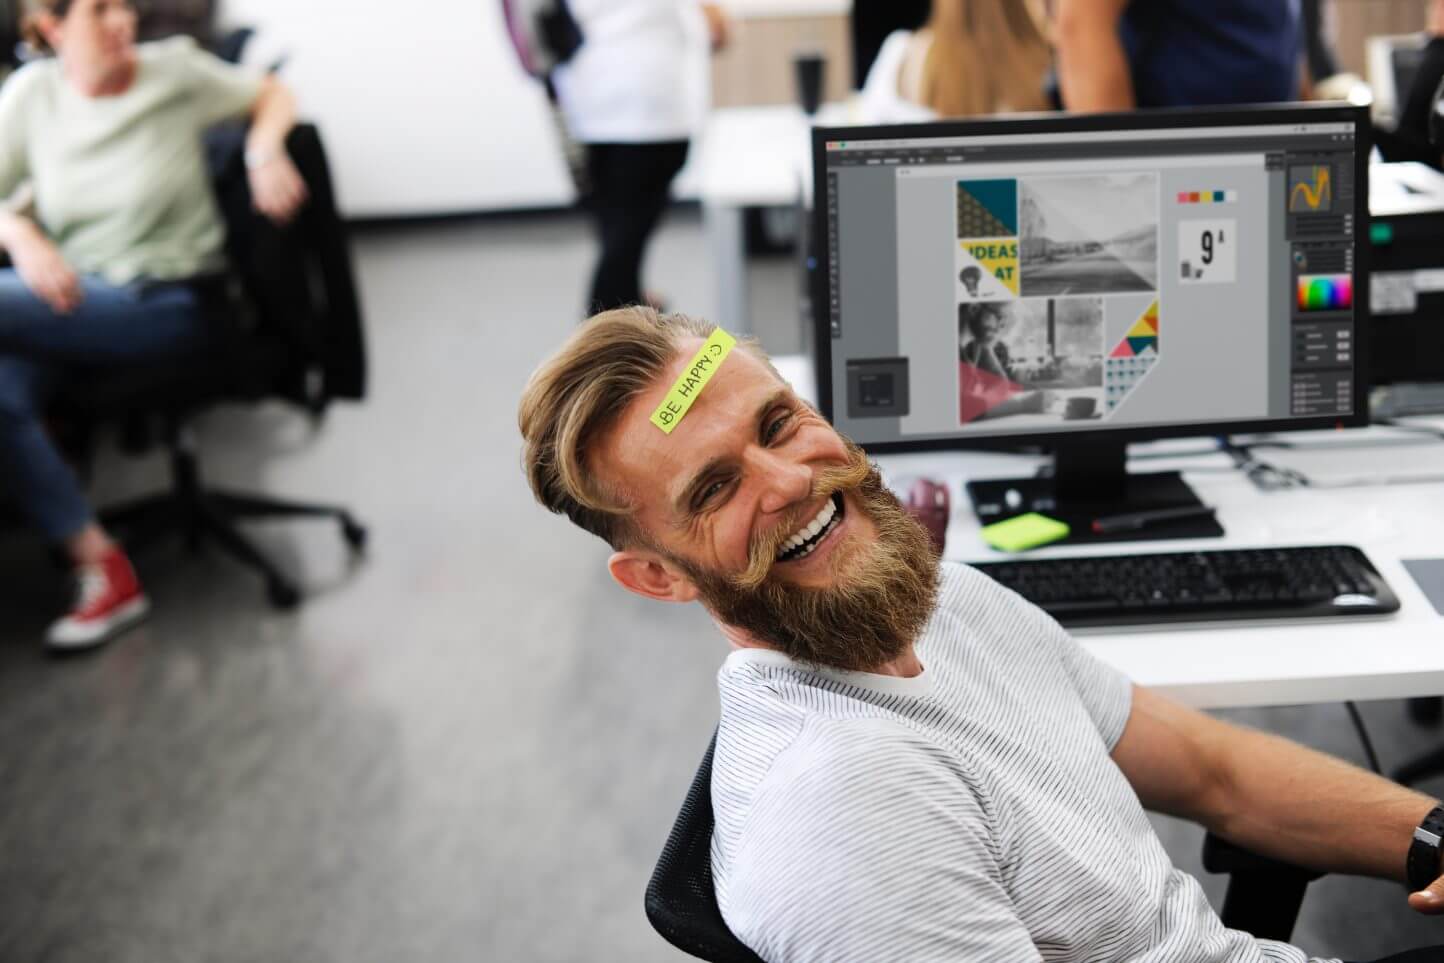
xmin=1369 ymin=162 xmax=1444 ymax=396
xmin=1366 ymin=33 xmax=1429 ymax=130
xmin=811 ymin=104 xmax=1370 ymax=543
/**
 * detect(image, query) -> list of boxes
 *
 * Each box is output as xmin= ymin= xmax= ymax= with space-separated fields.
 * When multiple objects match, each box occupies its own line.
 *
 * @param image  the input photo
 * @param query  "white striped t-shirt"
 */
xmin=711 ymin=561 xmax=1337 ymax=963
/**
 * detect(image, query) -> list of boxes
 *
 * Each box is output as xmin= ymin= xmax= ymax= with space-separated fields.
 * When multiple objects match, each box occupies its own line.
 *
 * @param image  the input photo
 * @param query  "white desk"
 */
xmin=695 ymin=104 xmax=850 ymax=332
xmin=772 ymin=353 xmax=1444 ymax=711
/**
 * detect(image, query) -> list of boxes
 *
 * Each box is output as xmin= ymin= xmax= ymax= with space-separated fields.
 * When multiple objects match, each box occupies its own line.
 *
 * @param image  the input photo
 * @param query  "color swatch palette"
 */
xmin=1295 ymin=273 xmax=1353 ymax=312
xmin=1176 ymin=190 xmax=1238 ymax=204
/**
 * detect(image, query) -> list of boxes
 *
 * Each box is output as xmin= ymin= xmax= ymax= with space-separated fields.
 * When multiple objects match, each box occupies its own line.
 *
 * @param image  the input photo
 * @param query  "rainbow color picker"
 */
xmin=1295 ymin=273 xmax=1353 ymax=312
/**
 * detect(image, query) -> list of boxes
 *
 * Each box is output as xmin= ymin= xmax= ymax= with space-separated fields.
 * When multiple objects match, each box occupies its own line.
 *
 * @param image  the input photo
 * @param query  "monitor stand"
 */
xmin=965 ymin=441 xmax=1224 ymax=546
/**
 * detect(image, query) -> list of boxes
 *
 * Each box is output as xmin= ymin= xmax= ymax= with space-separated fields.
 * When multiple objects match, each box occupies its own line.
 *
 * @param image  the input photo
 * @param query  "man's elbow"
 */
xmin=1179 ymin=723 xmax=1255 ymax=836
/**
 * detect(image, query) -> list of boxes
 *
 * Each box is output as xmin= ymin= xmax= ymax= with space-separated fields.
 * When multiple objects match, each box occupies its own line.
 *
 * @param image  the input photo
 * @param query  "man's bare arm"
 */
xmin=1111 ymin=685 xmax=1440 ymax=899
xmin=1055 ymin=0 xmax=1135 ymax=111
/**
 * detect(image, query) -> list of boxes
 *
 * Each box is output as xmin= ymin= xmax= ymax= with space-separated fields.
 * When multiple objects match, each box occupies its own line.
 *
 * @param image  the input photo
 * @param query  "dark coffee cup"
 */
xmin=1064 ymin=396 xmax=1097 ymax=420
xmin=795 ymin=52 xmax=825 ymax=116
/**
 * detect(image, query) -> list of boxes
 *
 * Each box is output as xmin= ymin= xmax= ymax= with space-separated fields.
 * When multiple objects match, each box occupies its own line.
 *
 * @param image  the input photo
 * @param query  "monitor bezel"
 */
xmin=810 ymin=102 xmax=1372 ymax=455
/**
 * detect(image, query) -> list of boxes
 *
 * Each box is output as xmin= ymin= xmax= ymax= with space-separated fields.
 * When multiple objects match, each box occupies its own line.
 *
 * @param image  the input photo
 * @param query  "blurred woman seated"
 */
xmin=859 ymin=0 xmax=1053 ymax=122
xmin=0 ymin=0 xmax=307 ymax=651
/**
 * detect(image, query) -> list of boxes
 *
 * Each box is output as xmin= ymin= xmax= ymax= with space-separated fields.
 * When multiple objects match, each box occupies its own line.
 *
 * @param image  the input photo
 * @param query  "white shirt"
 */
xmin=711 ymin=562 xmax=1339 ymax=963
xmin=552 ymin=0 xmax=697 ymax=143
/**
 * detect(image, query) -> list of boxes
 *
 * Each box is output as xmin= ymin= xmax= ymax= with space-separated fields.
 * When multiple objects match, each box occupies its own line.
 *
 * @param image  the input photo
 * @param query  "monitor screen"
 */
xmin=812 ymin=106 xmax=1369 ymax=452
xmin=1368 ymin=163 xmax=1444 ymax=388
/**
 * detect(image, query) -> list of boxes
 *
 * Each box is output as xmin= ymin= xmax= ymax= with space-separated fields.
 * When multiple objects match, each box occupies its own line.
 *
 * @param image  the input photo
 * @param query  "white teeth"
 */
xmin=803 ymin=499 xmax=835 ymax=535
xmin=776 ymin=497 xmax=842 ymax=562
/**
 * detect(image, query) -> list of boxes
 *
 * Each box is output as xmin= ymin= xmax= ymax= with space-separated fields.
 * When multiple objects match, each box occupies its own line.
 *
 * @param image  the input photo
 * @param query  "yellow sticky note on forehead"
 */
xmin=650 ymin=328 xmax=737 ymax=434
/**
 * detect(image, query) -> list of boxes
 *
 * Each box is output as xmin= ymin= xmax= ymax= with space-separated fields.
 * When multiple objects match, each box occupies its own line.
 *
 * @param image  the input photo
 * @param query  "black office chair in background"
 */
xmin=647 ymin=731 xmax=1323 ymax=962
xmin=1395 ymin=739 xmax=1444 ymax=788
xmin=0 ymin=0 xmax=18 ymax=71
xmin=51 ymin=122 xmax=368 ymax=609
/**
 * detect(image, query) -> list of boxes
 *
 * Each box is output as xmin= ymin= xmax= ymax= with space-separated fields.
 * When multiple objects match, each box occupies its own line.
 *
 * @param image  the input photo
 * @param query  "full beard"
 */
xmin=674 ymin=441 xmax=941 ymax=673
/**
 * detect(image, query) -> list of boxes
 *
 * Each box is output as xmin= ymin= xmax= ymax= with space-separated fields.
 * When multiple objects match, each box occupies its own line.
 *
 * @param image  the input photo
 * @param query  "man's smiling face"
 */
xmin=605 ymin=341 xmax=875 ymax=590
xmin=598 ymin=340 xmax=939 ymax=671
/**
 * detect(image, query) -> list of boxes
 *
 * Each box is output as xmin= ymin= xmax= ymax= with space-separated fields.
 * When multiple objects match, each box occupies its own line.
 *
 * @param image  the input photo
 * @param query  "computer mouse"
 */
xmin=904 ymin=477 xmax=950 ymax=556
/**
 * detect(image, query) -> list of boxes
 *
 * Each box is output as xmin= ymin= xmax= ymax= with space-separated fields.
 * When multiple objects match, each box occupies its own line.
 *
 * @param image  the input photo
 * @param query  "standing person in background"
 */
xmin=1299 ymin=0 xmax=1339 ymax=92
xmin=1056 ymin=0 xmax=1303 ymax=111
xmin=0 ymin=0 xmax=306 ymax=650
xmin=554 ymin=0 xmax=729 ymax=315
xmin=859 ymin=0 xmax=1052 ymax=123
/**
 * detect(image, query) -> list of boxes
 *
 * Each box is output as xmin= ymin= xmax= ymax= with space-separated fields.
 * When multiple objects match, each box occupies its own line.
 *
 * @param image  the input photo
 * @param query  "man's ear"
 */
xmin=608 ymin=548 xmax=700 ymax=603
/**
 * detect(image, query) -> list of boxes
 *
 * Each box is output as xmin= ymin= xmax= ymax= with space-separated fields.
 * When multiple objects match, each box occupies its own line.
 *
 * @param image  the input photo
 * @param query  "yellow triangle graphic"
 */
xmin=1126 ymin=300 xmax=1159 ymax=338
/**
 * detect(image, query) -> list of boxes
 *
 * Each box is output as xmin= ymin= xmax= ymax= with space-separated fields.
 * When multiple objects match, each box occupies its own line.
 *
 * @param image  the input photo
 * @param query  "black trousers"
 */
xmin=1353 ymin=948 xmax=1444 ymax=962
xmin=583 ymin=140 xmax=689 ymax=315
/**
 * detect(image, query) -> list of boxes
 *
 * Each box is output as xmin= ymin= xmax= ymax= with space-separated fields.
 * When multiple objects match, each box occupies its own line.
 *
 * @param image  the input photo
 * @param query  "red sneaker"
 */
xmin=46 ymin=548 xmax=150 ymax=651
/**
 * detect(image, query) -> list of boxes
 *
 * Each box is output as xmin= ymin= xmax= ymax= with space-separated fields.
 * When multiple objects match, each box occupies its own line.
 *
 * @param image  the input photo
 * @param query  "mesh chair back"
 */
xmin=645 ymin=733 xmax=765 ymax=963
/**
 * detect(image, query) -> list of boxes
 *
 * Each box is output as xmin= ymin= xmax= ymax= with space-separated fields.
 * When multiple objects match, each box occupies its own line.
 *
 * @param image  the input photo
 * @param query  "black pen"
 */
xmin=1091 ymin=505 xmax=1217 ymax=534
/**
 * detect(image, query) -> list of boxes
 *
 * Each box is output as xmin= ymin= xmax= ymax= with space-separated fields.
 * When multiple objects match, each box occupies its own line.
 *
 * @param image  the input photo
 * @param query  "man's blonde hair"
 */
xmin=519 ymin=306 xmax=754 ymax=549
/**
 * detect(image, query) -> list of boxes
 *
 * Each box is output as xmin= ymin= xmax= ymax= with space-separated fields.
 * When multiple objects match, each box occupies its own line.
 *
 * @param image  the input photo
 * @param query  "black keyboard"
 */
xmin=972 ymin=545 xmax=1400 ymax=629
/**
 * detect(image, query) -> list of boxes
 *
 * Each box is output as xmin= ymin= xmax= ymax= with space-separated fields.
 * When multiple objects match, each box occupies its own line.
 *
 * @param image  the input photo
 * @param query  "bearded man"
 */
xmin=519 ymin=307 xmax=1444 ymax=963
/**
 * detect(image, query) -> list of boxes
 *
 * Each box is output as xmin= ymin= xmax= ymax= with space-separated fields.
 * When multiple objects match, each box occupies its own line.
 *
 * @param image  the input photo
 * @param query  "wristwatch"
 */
xmin=1407 ymin=805 xmax=1444 ymax=891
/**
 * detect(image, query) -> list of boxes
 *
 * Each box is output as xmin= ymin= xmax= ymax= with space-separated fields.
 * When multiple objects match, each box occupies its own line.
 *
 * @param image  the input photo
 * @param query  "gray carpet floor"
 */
xmin=2 ymin=206 xmax=1443 ymax=962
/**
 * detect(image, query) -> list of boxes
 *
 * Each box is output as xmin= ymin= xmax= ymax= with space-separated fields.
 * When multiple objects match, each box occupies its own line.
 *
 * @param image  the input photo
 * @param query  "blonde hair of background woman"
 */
xmin=919 ymin=0 xmax=1052 ymax=117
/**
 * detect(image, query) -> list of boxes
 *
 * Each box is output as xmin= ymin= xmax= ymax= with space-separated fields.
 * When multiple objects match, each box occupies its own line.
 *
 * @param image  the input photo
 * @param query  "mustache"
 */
xmin=732 ymin=442 xmax=873 ymax=590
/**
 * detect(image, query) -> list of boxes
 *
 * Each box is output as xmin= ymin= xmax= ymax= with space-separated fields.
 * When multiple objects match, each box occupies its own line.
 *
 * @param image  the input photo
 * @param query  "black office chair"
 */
xmin=647 ymin=731 xmax=1323 ymax=962
xmin=646 ymin=732 xmax=765 ymax=963
xmin=0 ymin=0 xmax=19 ymax=70
xmin=1394 ymin=739 xmax=1444 ymax=788
xmin=136 ymin=0 xmax=217 ymax=47
xmin=51 ymin=122 xmax=367 ymax=609
xmin=1201 ymin=832 xmax=1323 ymax=942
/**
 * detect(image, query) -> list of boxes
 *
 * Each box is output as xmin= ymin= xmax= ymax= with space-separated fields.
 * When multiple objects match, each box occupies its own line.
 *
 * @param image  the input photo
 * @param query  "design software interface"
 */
xmin=821 ymin=120 xmax=1360 ymax=446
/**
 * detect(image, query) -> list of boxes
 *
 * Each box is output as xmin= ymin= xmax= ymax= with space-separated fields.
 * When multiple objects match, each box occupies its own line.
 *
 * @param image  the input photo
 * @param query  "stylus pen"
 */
xmin=1091 ymin=505 xmax=1217 ymax=534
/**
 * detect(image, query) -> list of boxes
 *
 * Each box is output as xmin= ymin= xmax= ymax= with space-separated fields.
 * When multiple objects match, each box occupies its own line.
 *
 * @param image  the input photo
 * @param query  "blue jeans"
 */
xmin=0 ymin=270 xmax=211 ymax=543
